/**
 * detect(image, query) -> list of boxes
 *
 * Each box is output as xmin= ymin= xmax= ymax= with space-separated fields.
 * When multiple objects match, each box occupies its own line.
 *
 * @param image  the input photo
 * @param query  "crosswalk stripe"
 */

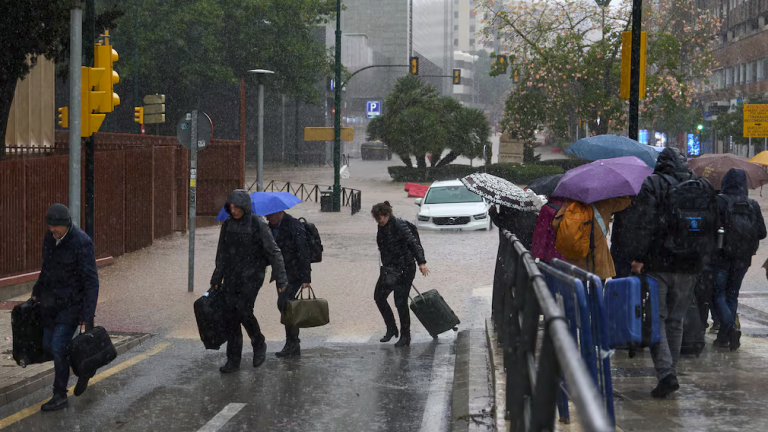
xmin=196 ymin=403 xmax=246 ymax=432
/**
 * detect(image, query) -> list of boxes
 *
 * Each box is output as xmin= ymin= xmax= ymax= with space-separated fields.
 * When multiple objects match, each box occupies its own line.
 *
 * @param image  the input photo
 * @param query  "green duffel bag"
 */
xmin=281 ymin=287 xmax=330 ymax=328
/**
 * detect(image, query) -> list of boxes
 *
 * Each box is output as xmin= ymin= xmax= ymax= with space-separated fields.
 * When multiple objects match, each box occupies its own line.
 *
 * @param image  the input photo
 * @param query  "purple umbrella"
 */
xmin=552 ymin=156 xmax=653 ymax=203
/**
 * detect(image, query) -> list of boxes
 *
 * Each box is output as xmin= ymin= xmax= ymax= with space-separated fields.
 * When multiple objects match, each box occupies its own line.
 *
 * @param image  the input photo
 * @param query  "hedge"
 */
xmin=534 ymin=158 xmax=591 ymax=171
xmin=388 ymin=163 xmax=565 ymax=184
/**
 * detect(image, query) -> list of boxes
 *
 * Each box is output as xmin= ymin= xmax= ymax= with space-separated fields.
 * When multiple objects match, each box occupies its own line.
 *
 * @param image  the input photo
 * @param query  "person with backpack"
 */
xmin=371 ymin=201 xmax=430 ymax=347
xmin=211 ymin=190 xmax=288 ymax=373
xmin=552 ymin=196 xmax=631 ymax=280
xmin=265 ymin=211 xmax=312 ymax=358
xmin=626 ymin=147 xmax=719 ymax=398
xmin=610 ymin=196 xmax=637 ymax=278
xmin=710 ymin=168 xmax=766 ymax=351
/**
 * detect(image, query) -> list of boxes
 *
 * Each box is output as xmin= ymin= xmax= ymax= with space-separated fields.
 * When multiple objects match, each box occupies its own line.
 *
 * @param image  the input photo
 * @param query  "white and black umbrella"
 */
xmin=461 ymin=173 xmax=545 ymax=212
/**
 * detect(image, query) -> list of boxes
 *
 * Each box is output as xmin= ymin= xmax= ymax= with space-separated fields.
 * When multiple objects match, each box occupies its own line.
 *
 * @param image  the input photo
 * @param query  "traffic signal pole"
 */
xmin=333 ymin=0 xmax=342 ymax=212
xmin=69 ymin=1 xmax=83 ymax=226
xmin=85 ymin=0 xmax=95 ymax=239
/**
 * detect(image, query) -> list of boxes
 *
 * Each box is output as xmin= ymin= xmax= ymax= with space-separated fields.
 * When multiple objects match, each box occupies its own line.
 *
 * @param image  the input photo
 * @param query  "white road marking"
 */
xmin=196 ymin=403 xmax=246 ymax=432
xmin=419 ymin=343 xmax=456 ymax=432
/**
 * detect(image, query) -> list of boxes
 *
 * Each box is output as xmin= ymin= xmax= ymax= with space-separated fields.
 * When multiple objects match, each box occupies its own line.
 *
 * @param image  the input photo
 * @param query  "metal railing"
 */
xmin=492 ymin=230 xmax=613 ymax=432
xmin=259 ymin=181 xmax=362 ymax=215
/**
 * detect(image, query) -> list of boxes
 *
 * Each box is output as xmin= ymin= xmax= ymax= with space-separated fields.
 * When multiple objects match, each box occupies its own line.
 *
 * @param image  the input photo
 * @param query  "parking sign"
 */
xmin=366 ymin=100 xmax=382 ymax=118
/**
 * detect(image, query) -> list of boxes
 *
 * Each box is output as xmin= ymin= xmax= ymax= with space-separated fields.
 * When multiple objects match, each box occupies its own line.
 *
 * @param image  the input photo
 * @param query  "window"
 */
xmin=470 ymin=38 xmax=475 ymax=46
xmin=760 ymin=58 xmax=768 ymax=82
xmin=726 ymin=67 xmax=733 ymax=87
xmin=470 ymin=25 xmax=476 ymax=33
xmin=454 ymin=39 xmax=459 ymax=46
xmin=454 ymin=25 xmax=459 ymax=31
xmin=454 ymin=11 xmax=459 ymax=18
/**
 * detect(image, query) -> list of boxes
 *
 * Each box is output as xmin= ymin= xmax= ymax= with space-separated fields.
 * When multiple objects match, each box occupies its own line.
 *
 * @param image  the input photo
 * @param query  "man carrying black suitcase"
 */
xmin=32 ymin=204 xmax=99 ymax=411
xmin=211 ymin=190 xmax=288 ymax=373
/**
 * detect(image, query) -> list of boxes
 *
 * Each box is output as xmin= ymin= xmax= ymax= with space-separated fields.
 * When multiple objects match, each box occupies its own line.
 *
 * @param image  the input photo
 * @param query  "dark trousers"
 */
xmin=277 ymin=282 xmax=302 ymax=340
xmin=375 ymin=265 xmax=416 ymax=337
xmin=43 ymin=323 xmax=78 ymax=395
xmin=225 ymin=287 xmax=265 ymax=366
xmin=712 ymin=261 xmax=749 ymax=339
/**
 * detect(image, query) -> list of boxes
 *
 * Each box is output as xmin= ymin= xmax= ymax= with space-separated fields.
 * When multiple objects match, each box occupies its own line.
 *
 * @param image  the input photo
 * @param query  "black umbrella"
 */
xmin=526 ymin=174 xmax=564 ymax=197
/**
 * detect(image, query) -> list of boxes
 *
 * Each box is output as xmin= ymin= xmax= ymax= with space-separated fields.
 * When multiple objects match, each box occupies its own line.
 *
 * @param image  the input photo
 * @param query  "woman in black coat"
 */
xmin=372 ymin=202 xmax=430 ymax=347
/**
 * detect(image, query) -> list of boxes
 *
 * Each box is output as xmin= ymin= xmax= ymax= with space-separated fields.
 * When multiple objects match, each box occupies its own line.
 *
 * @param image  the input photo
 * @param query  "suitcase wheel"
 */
xmin=453 ymin=327 xmax=458 ymax=332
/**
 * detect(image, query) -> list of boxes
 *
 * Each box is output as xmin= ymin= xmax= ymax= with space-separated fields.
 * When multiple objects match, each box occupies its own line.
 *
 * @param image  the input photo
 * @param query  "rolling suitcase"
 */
xmin=681 ymin=297 xmax=706 ymax=357
xmin=68 ymin=326 xmax=118 ymax=377
xmin=194 ymin=289 xmax=228 ymax=350
xmin=604 ymin=275 xmax=661 ymax=355
xmin=409 ymin=285 xmax=460 ymax=339
xmin=11 ymin=299 xmax=52 ymax=367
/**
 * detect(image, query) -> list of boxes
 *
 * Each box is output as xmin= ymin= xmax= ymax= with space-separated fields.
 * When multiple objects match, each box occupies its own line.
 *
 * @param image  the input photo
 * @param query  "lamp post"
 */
xmin=248 ymin=69 xmax=275 ymax=191
xmin=333 ymin=0 xmax=342 ymax=212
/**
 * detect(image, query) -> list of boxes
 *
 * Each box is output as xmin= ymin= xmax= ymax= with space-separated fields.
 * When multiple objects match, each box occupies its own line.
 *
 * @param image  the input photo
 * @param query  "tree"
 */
xmin=0 ymin=1 xmax=122 ymax=158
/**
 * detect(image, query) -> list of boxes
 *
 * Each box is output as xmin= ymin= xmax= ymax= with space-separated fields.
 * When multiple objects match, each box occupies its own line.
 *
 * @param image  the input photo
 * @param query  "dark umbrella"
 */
xmin=688 ymin=153 xmax=768 ymax=190
xmin=566 ymin=134 xmax=659 ymax=168
xmin=552 ymin=156 xmax=653 ymax=203
xmin=526 ymin=174 xmax=564 ymax=197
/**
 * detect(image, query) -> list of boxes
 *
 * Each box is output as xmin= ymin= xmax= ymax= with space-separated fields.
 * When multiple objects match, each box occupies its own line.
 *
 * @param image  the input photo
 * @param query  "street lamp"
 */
xmin=248 ymin=69 xmax=275 ymax=191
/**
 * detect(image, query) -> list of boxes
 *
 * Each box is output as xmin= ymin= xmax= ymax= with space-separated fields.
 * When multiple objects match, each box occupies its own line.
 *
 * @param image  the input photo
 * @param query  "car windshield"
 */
xmin=424 ymin=186 xmax=484 ymax=204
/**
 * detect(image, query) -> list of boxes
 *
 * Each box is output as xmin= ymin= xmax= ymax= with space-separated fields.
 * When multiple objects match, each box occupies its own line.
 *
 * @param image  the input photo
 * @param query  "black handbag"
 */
xmin=379 ymin=266 xmax=404 ymax=287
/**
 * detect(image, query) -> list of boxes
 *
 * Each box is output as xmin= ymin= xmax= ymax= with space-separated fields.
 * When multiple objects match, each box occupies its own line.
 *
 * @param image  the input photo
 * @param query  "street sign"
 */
xmin=744 ymin=104 xmax=768 ymax=138
xmin=144 ymin=94 xmax=165 ymax=105
xmin=704 ymin=111 xmax=709 ymax=118
xmin=304 ymin=127 xmax=354 ymax=141
xmin=144 ymin=104 xmax=165 ymax=114
xmin=144 ymin=114 xmax=166 ymax=124
xmin=177 ymin=111 xmax=213 ymax=150
xmin=366 ymin=100 xmax=382 ymax=118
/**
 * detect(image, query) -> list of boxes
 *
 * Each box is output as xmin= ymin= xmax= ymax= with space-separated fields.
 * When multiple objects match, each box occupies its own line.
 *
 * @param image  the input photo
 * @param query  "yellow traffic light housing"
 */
xmin=410 ymin=57 xmax=419 ymax=75
xmin=81 ymin=66 xmax=106 ymax=137
xmin=94 ymin=32 xmax=120 ymax=113
xmin=453 ymin=69 xmax=461 ymax=85
xmin=134 ymin=107 xmax=144 ymax=124
xmin=57 ymin=107 xmax=68 ymax=129
xmin=498 ymin=55 xmax=508 ymax=74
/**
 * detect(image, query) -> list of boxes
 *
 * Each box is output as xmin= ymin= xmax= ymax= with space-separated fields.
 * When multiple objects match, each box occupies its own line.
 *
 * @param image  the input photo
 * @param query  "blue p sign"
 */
xmin=366 ymin=100 xmax=382 ymax=119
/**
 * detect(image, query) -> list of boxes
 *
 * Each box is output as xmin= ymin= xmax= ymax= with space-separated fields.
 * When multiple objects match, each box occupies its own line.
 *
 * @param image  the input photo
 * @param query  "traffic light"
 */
xmin=498 ymin=55 xmax=508 ymax=74
xmin=453 ymin=69 xmax=461 ymax=85
xmin=94 ymin=31 xmax=120 ymax=113
xmin=697 ymin=124 xmax=704 ymax=131
xmin=134 ymin=107 xmax=144 ymax=124
xmin=81 ymin=66 xmax=106 ymax=137
xmin=410 ymin=56 xmax=419 ymax=75
xmin=57 ymin=107 xmax=68 ymax=129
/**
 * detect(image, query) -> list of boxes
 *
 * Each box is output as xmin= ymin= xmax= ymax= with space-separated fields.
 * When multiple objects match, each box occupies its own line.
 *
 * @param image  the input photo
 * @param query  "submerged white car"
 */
xmin=414 ymin=180 xmax=492 ymax=231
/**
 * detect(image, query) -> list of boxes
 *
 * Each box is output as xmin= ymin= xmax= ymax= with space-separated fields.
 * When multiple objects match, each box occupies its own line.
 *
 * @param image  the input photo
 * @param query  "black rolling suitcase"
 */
xmin=11 ymin=299 xmax=52 ymax=367
xmin=409 ymin=285 xmax=460 ymax=339
xmin=68 ymin=326 xmax=118 ymax=377
xmin=194 ymin=289 xmax=228 ymax=350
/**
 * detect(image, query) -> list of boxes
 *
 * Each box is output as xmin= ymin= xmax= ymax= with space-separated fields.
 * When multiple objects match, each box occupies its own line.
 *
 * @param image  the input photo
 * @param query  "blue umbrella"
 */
xmin=215 ymin=192 xmax=303 ymax=221
xmin=565 ymin=134 xmax=659 ymax=168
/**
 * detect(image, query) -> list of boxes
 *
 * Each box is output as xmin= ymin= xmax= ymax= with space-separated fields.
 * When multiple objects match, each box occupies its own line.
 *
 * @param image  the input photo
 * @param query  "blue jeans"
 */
xmin=712 ymin=262 xmax=749 ymax=339
xmin=42 ymin=324 xmax=78 ymax=395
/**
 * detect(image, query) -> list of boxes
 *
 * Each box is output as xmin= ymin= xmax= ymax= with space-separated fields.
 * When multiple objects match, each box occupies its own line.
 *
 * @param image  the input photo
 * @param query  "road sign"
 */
xmin=366 ymin=100 xmax=382 ymax=118
xmin=144 ymin=104 xmax=165 ymax=114
xmin=304 ymin=127 xmax=354 ymax=141
xmin=177 ymin=111 xmax=213 ymax=150
xmin=144 ymin=94 xmax=165 ymax=105
xmin=744 ymin=104 xmax=768 ymax=138
xmin=144 ymin=113 xmax=166 ymax=124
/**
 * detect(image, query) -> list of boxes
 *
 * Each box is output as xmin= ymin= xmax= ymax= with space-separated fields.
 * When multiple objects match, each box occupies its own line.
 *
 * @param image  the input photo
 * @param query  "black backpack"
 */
xmin=298 ymin=217 xmax=323 ymax=263
xmin=660 ymin=174 xmax=718 ymax=256
xmin=720 ymin=195 xmax=760 ymax=259
xmin=403 ymin=219 xmax=423 ymax=248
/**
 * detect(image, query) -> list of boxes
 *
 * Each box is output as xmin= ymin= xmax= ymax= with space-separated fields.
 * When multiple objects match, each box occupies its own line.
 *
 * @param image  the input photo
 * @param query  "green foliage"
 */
xmin=534 ymin=158 xmax=591 ymax=171
xmin=388 ymin=163 xmax=564 ymax=184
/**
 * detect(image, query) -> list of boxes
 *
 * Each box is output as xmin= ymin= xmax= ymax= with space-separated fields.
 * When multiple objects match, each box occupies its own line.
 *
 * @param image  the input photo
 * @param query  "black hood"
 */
xmin=654 ymin=147 xmax=688 ymax=175
xmin=225 ymin=189 xmax=252 ymax=217
xmin=721 ymin=168 xmax=748 ymax=197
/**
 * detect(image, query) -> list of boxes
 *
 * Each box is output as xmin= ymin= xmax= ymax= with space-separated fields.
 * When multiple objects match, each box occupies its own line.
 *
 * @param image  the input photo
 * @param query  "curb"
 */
xmin=485 ymin=318 xmax=507 ymax=432
xmin=0 ymin=332 xmax=152 ymax=408
xmin=450 ymin=328 xmax=495 ymax=432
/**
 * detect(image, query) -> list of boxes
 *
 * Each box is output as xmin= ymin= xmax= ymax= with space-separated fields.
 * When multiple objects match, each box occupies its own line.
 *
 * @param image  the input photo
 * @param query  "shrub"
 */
xmin=533 ymin=158 xmax=591 ymax=171
xmin=387 ymin=163 xmax=564 ymax=185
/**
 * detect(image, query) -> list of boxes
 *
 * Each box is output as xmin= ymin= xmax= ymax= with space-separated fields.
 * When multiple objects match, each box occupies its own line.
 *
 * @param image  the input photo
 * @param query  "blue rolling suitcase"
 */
xmin=604 ymin=275 xmax=661 ymax=355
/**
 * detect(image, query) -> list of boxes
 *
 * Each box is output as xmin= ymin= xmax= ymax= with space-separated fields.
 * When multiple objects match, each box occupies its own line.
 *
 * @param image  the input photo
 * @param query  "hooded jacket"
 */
xmin=377 ymin=217 xmax=426 ymax=269
xmin=32 ymin=224 xmax=99 ymax=327
xmin=627 ymin=147 xmax=716 ymax=274
xmin=715 ymin=168 xmax=766 ymax=266
xmin=269 ymin=213 xmax=311 ymax=285
xmin=210 ymin=190 xmax=288 ymax=289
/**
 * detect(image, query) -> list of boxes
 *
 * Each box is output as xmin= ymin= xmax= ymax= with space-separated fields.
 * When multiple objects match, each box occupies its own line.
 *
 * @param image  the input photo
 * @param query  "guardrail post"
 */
xmin=530 ymin=329 xmax=561 ymax=432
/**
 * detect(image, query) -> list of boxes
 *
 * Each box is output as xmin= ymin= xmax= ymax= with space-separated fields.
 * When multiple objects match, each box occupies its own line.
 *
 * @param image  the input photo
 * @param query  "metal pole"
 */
xmin=295 ymin=100 xmax=300 ymax=167
xmin=628 ymin=0 xmax=642 ymax=141
xmin=134 ymin=0 xmax=140 ymax=134
xmin=333 ymin=0 xmax=342 ymax=212
xmin=84 ymin=0 xmax=95 ymax=239
xmin=257 ymin=82 xmax=264 ymax=191
xmin=69 ymin=3 xmax=83 ymax=227
xmin=188 ymin=111 xmax=198 ymax=292
xmin=281 ymin=94 xmax=286 ymax=163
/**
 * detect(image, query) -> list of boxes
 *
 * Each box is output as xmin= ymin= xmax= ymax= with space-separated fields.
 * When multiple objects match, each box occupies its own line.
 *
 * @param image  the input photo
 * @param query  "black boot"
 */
xmin=74 ymin=375 xmax=91 ymax=397
xmin=41 ymin=393 xmax=68 ymax=412
xmin=276 ymin=338 xmax=301 ymax=358
xmin=380 ymin=328 xmax=399 ymax=343
xmin=394 ymin=334 xmax=411 ymax=348
xmin=253 ymin=342 xmax=267 ymax=368
xmin=729 ymin=327 xmax=742 ymax=351
xmin=651 ymin=374 xmax=679 ymax=398
xmin=219 ymin=360 xmax=240 ymax=374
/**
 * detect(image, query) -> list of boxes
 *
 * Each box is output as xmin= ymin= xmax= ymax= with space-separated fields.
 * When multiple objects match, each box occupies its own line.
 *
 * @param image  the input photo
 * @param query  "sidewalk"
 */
xmin=0 ymin=303 xmax=151 ymax=408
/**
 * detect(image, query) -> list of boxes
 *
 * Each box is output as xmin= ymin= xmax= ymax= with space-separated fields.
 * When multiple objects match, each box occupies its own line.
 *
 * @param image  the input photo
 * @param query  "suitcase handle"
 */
xmin=294 ymin=286 xmax=318 ymax=300
xmin=409 ymin=285 xmax=425 ymax=303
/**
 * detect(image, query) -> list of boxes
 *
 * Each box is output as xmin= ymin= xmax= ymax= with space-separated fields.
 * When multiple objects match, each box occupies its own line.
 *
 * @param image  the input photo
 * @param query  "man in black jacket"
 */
xmin=627 ymin=147 xmax=717 ymax=398
xmin=32 ymin=204 xmax=99 ymax=411
xmin=211 ymin=190 xmax=288 ymax=373
xmin=266 ymin=211 xmax=312 ymax=358
xmin=710 ymin=168 xmax=766 ymax=350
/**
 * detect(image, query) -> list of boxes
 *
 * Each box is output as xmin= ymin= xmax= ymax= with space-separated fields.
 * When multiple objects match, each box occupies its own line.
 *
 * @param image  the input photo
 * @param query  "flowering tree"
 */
xmin=477 ymin=0 xmax=720 ymax=145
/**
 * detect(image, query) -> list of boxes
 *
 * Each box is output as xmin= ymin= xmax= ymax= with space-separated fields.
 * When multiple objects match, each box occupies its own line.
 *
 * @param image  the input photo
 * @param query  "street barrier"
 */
xmin=491 ymin=230 xmax=613 ymax=432
xmin=260 ymin=181 xmax=362 ymax=215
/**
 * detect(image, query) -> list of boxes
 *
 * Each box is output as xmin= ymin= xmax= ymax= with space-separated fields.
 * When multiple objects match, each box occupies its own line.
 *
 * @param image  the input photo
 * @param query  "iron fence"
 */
xmin=259 ymin=181 xmax=362 ymax=215
xmin=492 ymin=230 xmax=613 ymax=432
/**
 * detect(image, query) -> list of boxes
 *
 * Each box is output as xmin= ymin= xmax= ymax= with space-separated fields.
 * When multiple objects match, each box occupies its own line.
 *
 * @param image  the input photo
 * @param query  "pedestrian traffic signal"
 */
xmin=498 ymin=55 xmax=508 ymax=74
xmin=94 ymin=31 xmax=120 ymax=113
xmin=57 ymin=107 xmax=68 ymax=129
xmin=134 ymin=107 xmax=144 ymax=124
xmin=697 ymin=124 xmax=704 ymax=131
xmin=453 ymin=69 xmax=461 ymax=85
xmin=410 ymin=57 xmax=419 ymax=75
xmin=82 ymin=66 xmax=106 ymax=137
